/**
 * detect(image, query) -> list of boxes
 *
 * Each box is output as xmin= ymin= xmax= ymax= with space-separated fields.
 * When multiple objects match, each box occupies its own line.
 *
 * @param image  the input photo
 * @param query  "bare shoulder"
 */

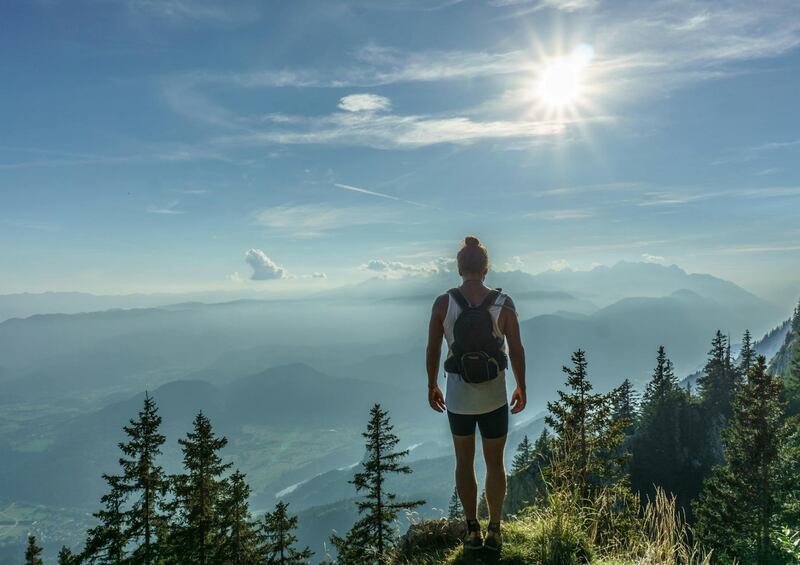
xmin=432 ymin=293 xmax=449 ymax=315
xmin=498 ymin=294 xmax=518 ymax=326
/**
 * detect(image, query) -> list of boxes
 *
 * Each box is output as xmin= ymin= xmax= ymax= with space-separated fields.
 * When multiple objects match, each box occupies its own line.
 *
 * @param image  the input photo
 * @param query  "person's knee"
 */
xmin=455 ymin=461 xmax=476 ymax=478
xmin=485 ymin=458 xmax=505 ymax=477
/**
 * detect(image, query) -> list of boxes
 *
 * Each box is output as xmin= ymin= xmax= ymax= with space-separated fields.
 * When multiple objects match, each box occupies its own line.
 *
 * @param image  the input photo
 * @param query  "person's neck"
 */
xmin=461 ymin=276 xmax=485 ymax=286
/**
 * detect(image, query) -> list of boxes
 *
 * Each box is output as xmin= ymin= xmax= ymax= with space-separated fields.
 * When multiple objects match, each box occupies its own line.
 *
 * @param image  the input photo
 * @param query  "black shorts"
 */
xmin=447 ymin=404 xmax=509 ymax=439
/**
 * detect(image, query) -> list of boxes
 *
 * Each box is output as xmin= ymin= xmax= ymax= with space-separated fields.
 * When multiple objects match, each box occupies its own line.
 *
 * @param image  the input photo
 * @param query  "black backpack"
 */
xmin=443 ymin=288 xmax=508 ymax=384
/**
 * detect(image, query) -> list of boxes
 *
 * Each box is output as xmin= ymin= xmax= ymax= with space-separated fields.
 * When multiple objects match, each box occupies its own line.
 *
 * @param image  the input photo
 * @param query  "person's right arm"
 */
xmin=426 ymin=294 xmax=448 ymax=413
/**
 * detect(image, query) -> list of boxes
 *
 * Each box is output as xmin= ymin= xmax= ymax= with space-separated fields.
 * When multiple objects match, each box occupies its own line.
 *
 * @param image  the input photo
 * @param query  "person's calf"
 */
xmin=455 ymin=471 xmax=478 ymax=520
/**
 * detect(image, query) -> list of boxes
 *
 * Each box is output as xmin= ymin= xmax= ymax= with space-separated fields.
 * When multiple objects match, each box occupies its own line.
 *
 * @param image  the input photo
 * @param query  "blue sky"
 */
xmin=1 ymin=0 xmax=799 ymax=297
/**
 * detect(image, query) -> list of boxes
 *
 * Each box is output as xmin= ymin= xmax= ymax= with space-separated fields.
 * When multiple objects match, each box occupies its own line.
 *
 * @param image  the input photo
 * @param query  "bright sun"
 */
xmin=536 ymin=44 xmax=594 ymax=109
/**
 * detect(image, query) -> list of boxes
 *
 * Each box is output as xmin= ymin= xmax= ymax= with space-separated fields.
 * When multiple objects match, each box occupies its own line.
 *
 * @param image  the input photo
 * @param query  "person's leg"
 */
xmin=452 ymin=433 xmax=477 ymax=520
xmin=478 ymin=405 xmax=509 ymax=525
xmin=448 ymin=410 xmax=479 ymax=521
xmin=481 ymin=434 xmax=507 ymax=523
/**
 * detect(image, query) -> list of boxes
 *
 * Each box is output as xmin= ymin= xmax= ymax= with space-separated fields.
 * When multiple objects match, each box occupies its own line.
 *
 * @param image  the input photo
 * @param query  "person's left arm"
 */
xmin=501 ymin=297 xmax=527 ymax=414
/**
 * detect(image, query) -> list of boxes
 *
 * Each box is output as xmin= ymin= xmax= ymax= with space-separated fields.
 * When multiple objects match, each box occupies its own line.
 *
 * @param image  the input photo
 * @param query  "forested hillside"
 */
xmin=18 ymin=300 xmax=800 ymax=565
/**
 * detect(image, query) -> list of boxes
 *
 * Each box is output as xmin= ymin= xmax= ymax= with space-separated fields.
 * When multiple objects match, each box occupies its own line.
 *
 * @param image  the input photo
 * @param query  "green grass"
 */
xmin=392 ymin=488 xmax=714 ymax=565
xmin=394 ymin=518 xmax=590 ymax=565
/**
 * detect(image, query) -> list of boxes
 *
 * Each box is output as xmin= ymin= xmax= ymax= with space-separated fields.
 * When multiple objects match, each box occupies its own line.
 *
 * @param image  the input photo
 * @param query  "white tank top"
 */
xmin=443 ymin=290 xmax=509 ymax=415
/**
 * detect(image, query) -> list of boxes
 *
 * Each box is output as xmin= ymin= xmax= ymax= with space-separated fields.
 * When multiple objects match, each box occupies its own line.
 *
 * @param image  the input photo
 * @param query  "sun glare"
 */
xmin=536 ymin=44 xmax=594 ymax=109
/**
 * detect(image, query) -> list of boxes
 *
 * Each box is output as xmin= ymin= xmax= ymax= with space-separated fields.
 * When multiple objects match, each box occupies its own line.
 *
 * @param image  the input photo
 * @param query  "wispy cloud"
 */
xmin=524 ymin=208 xmax=594 ymax=220
xmin=0 ymin=219 xmax=60 ymax=232
xmin=489 ymin=0 xmax=598 ymax=14
xmin=121 ymin=0 xmax=260 ymax=24
xmin=146 ymin=200 xmax=184 ymax=215
xmin=0 ymin=144 xmax=244 ymax=170
xmin=334 ymin=183 xmax=430 ymax=208
xmin=252 ymin=203 xmax=401 ymax=237
xmin=641 ymin=253 xmax=667 ymax=264
xmin=712 ymin=139 xmax=800 ymax=165
xmin=338 ymin=93 xmax=392 ymax=113
xmin=714 ymin=243 xmax=800 ymax=255
xmin=215 ymin=109 xmax=566 ymax=150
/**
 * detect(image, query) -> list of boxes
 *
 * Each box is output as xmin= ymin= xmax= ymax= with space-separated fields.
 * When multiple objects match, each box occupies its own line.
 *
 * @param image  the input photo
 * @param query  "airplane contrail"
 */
xmin=334 ymin=183 xmax=430 ymax=208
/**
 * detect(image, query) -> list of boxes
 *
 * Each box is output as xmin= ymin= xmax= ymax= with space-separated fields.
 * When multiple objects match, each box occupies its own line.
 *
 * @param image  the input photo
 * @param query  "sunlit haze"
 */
xmin=1 ymin=0 xmax=798 ymax=303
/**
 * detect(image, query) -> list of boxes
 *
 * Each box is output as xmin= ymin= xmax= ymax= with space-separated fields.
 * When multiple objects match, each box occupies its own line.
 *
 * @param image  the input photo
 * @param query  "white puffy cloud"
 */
xmin=499 ymin=255 xmax=526 ymax=271
xmin=338 ymin=94 xmax=392 ymax=113
xmin=362 ymin=257 xmax=455 ymax=277
xmin=547 ymin=259 xmax=571 ymax=271
xmin=245 ymin=248 xmax=288 ymax=280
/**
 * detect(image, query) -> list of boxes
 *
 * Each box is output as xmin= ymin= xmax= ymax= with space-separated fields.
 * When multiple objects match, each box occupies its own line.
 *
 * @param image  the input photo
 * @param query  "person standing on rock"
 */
xmin=426 ymin=235 xmax=527 ymax=552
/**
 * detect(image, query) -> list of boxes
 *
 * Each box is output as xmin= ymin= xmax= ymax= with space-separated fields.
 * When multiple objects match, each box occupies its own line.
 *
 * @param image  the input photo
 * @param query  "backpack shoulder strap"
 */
xmin=478 ymin=289 xmax=501 ymax=310
xmin=447 ymin=288 xmax=471 ymax=310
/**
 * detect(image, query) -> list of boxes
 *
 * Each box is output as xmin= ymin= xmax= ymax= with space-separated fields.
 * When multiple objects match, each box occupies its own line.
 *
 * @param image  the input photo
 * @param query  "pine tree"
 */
xmin=217 ymin=470 xmax=260 ymax=565
xmin=259 ymin=501 xmax=313 ymax=564
xmin=334 ymin=404 xmax=424 ymax=564
xmin=57 ymin=545 xmax=74 ymax=565
xmin=787 ymin=341 xmax=800 ymax=418
xmin=447 ymin=487 xmax=461 ymax=521
xmin=81 ymin=474 xmax=128 ymax=564
xmin=793 ymin=299 xmax=800 ymax=335
xmin=117 ymin=392 xmax=168 ymax=565
xmin=642 ymin=346 xmax=678 ymax=409
xmin=631 ymin=347 xmax=691 ymax=507
xmin=545 ymin=350 xmax=628 ymax=499
xmin=533 ymin=428 xmax=553 ymax=466
xmin=694 ymin=356 xmax=795 ymax=564
xmin=698 ymin=331 xmax=737 ymax=420
xmin=613 ymin=378 xmax=639 ymax=430
xmin=169 ymin=411 xmax=232 ymax=565
xmin=25 ymin=535 xmax=43 ymax=565
xmin=511 ymin=435 xmax=535 ymax=474
xmin=738 ymin=329 xmax=756 ymax=381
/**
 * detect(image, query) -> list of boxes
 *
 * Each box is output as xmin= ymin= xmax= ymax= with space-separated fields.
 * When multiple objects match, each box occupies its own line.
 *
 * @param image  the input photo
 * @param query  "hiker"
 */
xmin=426 ymin=235 xmax=527 ymax=552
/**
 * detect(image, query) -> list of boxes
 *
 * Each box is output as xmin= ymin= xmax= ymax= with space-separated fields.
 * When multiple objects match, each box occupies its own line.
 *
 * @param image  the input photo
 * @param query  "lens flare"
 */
xmin=537 ymin=44 xmax=594 ymax=109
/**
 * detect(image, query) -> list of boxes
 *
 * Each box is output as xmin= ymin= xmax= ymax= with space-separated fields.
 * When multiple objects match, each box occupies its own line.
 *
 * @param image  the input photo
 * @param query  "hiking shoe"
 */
xmin=484 ymin=522 xmax=502 ymax=552
xmin=464 ymin=520 xmax=483 ymax=551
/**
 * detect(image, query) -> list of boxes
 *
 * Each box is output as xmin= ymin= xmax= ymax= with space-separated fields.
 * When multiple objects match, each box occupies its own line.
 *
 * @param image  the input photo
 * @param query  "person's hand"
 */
xmin=428 ymin=385 xmax=446 ymax=413
xmin=510 ymin=387 xmax=527 ymax=414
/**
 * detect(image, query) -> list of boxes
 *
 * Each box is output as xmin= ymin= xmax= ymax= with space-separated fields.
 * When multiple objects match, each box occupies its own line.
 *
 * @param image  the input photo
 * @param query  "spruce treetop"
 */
xmin=511 ymin=435 xmax=535 ymax=474
xmin=25 ymin=535 xmax=44 ymax=565
xmin=738 ymin=329 xmax=756 ymax=380
xmin=259 ymin=500 xmax=312 ymax=564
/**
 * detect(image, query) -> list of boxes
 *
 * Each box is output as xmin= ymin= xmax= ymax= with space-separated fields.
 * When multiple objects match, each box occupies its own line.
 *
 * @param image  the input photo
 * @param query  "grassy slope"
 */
xmin=392 ymin=518 xmax=630 ymax=565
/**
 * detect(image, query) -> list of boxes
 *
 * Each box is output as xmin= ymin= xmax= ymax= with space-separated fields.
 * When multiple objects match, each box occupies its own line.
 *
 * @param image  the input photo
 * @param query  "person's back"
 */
xmin=426 ymin=236 xmax=527 ymax=552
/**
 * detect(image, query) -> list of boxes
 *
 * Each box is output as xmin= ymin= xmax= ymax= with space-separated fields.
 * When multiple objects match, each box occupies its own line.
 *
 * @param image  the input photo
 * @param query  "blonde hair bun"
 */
xmin=457 ymin=235 xmax=489 ymax=275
